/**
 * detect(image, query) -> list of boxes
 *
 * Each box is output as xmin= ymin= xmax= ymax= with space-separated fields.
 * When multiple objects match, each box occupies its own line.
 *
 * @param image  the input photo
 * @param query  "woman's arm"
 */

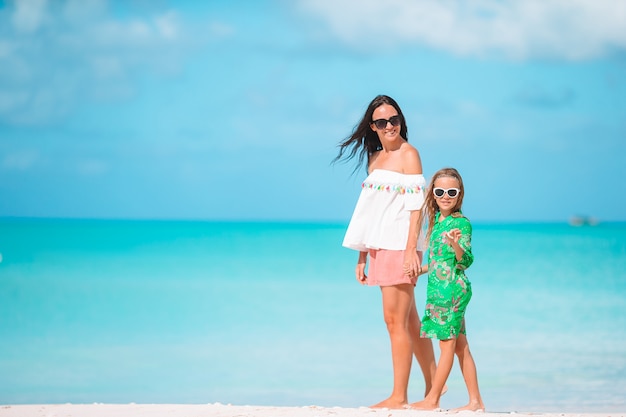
xmin=402 ymin=144 xmax=423 ymax=276
xmin=403 ymin=209 xmax=422 ymax=277
xmin=355 ymin=251 xmax=368 ymax=284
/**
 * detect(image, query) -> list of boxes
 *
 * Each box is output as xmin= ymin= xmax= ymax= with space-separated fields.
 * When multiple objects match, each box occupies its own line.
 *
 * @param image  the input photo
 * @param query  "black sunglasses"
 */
xmin=433 ymin=188 xmax=460 ymax=198
xmin=372 ymin=115 xmax=401 ymax=130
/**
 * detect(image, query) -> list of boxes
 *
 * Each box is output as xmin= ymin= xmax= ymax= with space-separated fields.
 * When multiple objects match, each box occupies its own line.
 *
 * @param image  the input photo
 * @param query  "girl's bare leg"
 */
xmin=450 ymin=333 xmax=485 ymax=412
xmin=370 ymin=284 xmax=414 ymax=409
xmin=409 ymin=338 xmax=456 ymax=410
xmin=408 ymin=302 xmax=437 ymax=397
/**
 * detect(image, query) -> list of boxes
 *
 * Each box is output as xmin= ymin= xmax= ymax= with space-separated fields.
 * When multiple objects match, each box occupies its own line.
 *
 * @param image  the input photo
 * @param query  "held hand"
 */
xmin=402 ymin=250 xmax=420 ymax=278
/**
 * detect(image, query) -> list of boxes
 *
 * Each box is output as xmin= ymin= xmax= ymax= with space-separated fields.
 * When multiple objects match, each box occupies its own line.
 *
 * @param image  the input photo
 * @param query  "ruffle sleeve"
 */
xmin=403 ymin=174 xmax=426 ymax=211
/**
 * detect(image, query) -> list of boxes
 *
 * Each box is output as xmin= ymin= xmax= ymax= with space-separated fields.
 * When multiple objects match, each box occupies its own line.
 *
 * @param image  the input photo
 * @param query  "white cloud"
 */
xmin=77 ymin=159 xmax=109 ymax=175
xmin=0 ymin=91 xmax=29 ymax=113
xmin=208 ymin=21 xmax=235 ymax=38
xmin=2 ymin=149 xmax=39 ymax=170
xmin=0 ymin=0 xmax=190 ymax=125
xmin=0 ymin=40 xmax=15 ymax=58
xmin=155 ymin=11 xmax=179 ymax=40
xmin=298 ymin=0 xmax=626 ymax=60
xmin=62 ymin=0 xmax=107 ymax=22
xmin=12 ymin=0 xmax=47 ymax=33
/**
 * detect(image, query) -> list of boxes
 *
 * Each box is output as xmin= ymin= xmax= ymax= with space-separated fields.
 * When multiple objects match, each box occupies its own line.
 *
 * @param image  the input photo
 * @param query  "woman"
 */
xmin=335 ymin=95 xmax=438 ymax=409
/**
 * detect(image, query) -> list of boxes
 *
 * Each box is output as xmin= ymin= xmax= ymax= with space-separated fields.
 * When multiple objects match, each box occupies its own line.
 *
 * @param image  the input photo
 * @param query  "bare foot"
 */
xmin=408 ymin=399 xmax=440 ymax=410
xmin=449 ymin=402 xmax=485 ymax=413
xmin=370 ymin=397 xmax=408 ymax=409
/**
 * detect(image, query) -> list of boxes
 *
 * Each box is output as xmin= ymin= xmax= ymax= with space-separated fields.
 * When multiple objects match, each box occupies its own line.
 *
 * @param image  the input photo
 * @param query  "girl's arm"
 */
xmin=446 ymin=229 xmax=465 ymax=261
xmin=446 ymin=221 xmax=474 ymax=269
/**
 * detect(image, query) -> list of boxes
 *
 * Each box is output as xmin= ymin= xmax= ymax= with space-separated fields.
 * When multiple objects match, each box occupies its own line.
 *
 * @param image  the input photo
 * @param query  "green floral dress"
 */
xmin=420 ymin=211 xmax=474 ymax=340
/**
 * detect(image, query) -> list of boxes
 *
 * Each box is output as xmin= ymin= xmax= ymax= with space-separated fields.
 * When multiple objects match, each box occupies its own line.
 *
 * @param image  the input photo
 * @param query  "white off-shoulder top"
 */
xmin=342 ymin=169 xmax=426 ymax=252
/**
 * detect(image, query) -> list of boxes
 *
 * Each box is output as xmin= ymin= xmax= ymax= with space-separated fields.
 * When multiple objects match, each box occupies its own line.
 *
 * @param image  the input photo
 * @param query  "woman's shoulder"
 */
xmin=400 ymin=142 xmax=422 ymax=174
xmin=368 ymin=142 xmax=422 ymax=175
xmin=399 ymin=142 xmax=419 ymax=159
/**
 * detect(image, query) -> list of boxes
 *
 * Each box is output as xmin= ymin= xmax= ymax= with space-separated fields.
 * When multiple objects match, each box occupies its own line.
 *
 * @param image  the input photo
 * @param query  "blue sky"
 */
xmin=1 ymin=0 xmax=625 ymax=222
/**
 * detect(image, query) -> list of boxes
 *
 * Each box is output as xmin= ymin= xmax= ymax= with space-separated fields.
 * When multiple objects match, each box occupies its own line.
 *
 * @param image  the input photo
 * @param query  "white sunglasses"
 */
xmin=433 ymin=187 xmax=460 ymax=198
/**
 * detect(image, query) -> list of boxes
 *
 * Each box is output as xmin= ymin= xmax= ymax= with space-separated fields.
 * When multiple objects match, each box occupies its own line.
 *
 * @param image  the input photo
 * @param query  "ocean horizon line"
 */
xmin=1 ymin=215 xmax=623 ymax=227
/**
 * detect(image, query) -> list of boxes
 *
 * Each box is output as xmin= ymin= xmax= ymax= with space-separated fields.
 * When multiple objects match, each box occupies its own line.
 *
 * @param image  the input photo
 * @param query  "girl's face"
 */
xmin=370 ymin=104 xmax=401 ymax=143
xmin=433 ymin=176 xmax=461 ymax=216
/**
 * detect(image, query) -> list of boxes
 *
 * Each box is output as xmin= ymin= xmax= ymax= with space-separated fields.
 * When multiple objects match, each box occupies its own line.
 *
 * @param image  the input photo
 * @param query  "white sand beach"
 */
xmin=0 ymin=404 xmax=624 ymax=417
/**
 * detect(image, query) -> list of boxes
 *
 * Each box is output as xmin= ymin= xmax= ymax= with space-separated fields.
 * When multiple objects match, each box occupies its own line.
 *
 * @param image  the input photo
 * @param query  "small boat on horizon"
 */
xmin=569 ymin=216 xmax=599 ymax=226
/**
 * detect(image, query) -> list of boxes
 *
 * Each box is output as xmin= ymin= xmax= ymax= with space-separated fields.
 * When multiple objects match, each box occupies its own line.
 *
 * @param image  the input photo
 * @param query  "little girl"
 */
xmin=408 ymin=167 xmax=485 ymax=412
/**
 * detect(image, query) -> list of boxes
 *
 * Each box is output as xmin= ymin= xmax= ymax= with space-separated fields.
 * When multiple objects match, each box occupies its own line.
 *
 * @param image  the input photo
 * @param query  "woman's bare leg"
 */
xmin=370 ymin=284 xmax=414 ymax=409
xmin=409 ymin=338 xmax=456 ymax=410
xmin=451 ymin=333 xmax=485 ymax=412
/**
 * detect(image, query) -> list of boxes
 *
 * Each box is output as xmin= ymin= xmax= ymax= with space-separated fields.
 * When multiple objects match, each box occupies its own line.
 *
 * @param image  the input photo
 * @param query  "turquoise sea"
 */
xmin=0 ymin=218 xmax=625 ymax=412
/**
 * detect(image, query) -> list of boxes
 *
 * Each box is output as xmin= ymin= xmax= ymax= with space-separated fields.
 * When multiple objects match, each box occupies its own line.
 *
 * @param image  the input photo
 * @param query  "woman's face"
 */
xmin=370 ymin=104 xmax=401 ymax=143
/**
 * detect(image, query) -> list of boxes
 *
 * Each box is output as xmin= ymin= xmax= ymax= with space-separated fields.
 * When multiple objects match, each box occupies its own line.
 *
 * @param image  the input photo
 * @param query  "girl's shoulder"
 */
xmin=450 ymin=213 xmax=472 ymax=231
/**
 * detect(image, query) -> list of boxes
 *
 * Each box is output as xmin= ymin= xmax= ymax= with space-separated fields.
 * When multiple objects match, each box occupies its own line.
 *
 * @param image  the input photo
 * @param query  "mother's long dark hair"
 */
xmin=332 ymin=95 xmax=408 ymax=173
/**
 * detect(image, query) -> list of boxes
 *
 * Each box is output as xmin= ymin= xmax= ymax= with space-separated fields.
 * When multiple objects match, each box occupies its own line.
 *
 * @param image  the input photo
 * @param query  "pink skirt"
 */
xmin=367 ymin=249 xmax=417 ymax=287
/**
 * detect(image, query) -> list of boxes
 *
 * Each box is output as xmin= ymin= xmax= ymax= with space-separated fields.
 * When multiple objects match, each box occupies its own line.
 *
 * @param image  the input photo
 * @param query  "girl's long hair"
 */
xmin=418 ymin=167 xmax=466 ymax=243
xmin=332 ymin=95 xmax=408 ymax=174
